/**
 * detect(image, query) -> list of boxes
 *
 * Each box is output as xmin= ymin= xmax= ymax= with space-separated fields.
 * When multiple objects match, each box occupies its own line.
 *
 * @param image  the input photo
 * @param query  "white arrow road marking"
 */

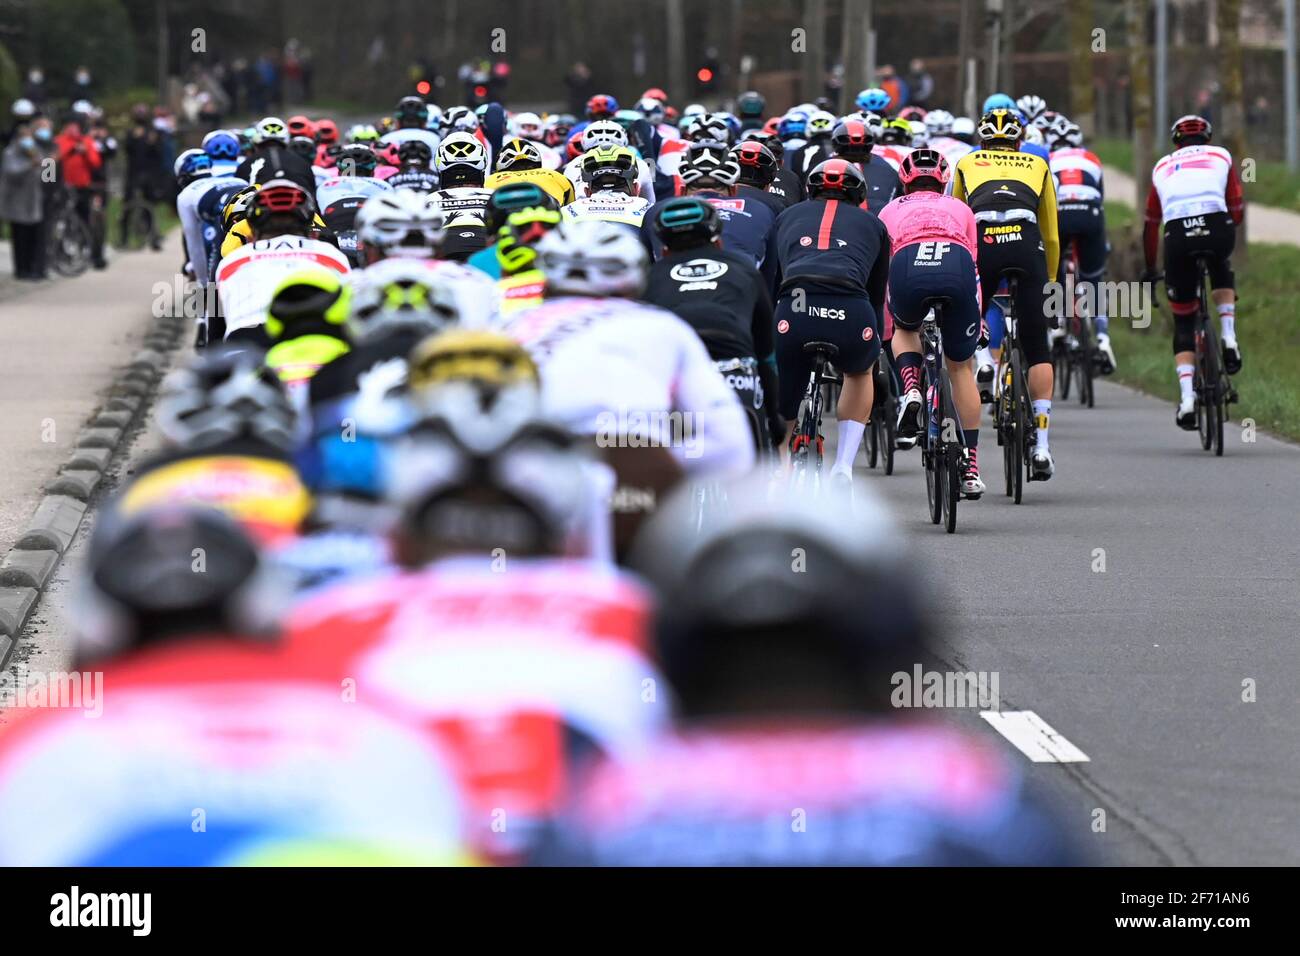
xmin=979 ymin=710 xmax=1091 ymax=763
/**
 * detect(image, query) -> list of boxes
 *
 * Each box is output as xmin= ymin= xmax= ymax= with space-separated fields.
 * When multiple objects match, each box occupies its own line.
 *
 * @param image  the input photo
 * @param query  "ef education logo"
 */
xmin=50 ymin=886 xmax=152 ymax=936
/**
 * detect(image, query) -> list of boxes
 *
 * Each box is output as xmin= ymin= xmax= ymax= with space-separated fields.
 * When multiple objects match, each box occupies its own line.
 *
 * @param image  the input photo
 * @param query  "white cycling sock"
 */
xmin=976 ymin=346 xmax=995 ymax=370
xmin=1217 ymin=302 xmax=1236 ymax=343
xmin=833 ymin=420 xmax=866 ymax=475
xmin=1177 ymin=363 xmax=1195 ymax=405
xmin=1032 ymin=400 xmax=1051 ymax=451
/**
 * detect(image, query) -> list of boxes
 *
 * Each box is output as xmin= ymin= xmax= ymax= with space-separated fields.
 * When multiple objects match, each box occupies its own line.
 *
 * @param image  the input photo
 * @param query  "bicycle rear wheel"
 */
xmin=867 ymin=410 xmax=881 ymax=468
xmin=1056 ymin=340 xmax=1072 ymax=400
xmin=51 ymin=214 xmax=91 ymax=277
xmin=1012 ymin=355 xmax=1028 ymax=504
xmin=940 ymin=368 xmax=960 ymax=533
xmin=925 ymin=443 xmax=943 ymax=524
xmin=882 ymin=404 xmax=896 ymax=475
xmin=120 ymin=202 xmax=156 ymax=252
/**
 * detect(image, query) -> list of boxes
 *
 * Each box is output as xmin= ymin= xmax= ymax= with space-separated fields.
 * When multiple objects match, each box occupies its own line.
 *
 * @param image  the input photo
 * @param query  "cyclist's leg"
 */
xmin=1201 ymin=214 xmax=1240 ymax=372
xmin=1070 ymin=204 xmax=1114 ymax=371
xmin=885 ymin=249 xmax=926 ymax=436
xmin=830 ymin=294 xmax=880 ymax=478
xmin=774 ymin=293 xmax=813 ymax=449
xmin=1162 ymin=219 xmax=1203 ymax=426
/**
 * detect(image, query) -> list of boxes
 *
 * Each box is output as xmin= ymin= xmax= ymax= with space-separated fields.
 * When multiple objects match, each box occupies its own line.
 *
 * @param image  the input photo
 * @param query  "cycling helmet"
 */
xmin=511 ymin=111 xmax=545 ymax=140
xmin=679 ymin=140 xmax=741 ymax=189
xmin=731 ymin=141 xmax=778 ymax=188
xmin=407 ymin=328 xmax=540 ymax=396
xmin=586 ymin=94 xmax=620 ymax=119
xmin=651 ymin=197 xmax=722 ymax=251
xmin=202 ymin=130 xmax=241 ymax=162
xmin=636 ymin=97 xmax=665 ymax=125
xmin=830 ymin=119 xmax=873 ymax=162
xmin=684 ymin=112 xmax=730 ymax=145
xmin=264 ymin=268 xmax=351 ymax=341
xmin=253 ymin=116 xmax=290 ymax=145
xmin=1015 ymin=94 xmax=1048 ymax=123
xmin=909 ymin=120 xmax=929 ymax=148
xmin=1171 ymin=114 xmax=1212 ymax=145
xmin=536 ymin=219 xmax=649 ymax=298
xmin=78 ymin=505 xmax=276 ymax=662
xmin=982 ymin=92 xmax=1017 ymax=114
xmin=397 ymin=138 xmax=434 ymax=168
xmin=347 ymin=123 xmax=380 ymax=143
xmin=379 ymin=116 xmax=396 ymax=134
xmin=356 ymin=189 xmax=446 ymax=260
xmin=737 ymin=90 xmax=765 ymax=119
xmin=155 ymin=346 xmax=296 ymax=452
xmin=581 ymin=144 xmax=639 ymax=192
xmin=288 ymin=136 xmax=317 ymax=163
xmin=978 ymin=108 xmax=1022 ymax=146
xmin=897 ymin=148 xmax=950 ymax=192
xmin=741 ymin=128 xmax=784 ymax=161
xmin=1021 ymin=124 xmax=1045 ymax=147
xmin=314 ymin=118 xmax=340 ymax=146
xmin=543 ymin=113 xmax=576 ymax=148
xmin=11 ymin=98 xmax=35 ymax=118
xmin=1051 ymin=118 xmax=1083 ymax=149
xmin=1033 ymin=109 xmax=1059 ymax=132
xmin=395 ymin=95 xmax=427 ymax=125
xmin=441 ymin=106 xmax=479 ymax=134
xmin=222 ymin=185 xmax=259 ymax=231
xmin=777 ymin=108 xmax=809 ymax=140
xmin=923 ymin=108 xmax=954 ymax=137
xmin=174 ymin=148 xmax=213 ymax=182
xmin=855 ymin=87 xmax=891 ymax=113
xmin=495 ymin=206 xmax=564 ymax=275
xmin=287 ymin=114 xmax=315 ymax=139
xmin=807 ymin=158 xmax=867 ymax=205
xmin=580 ymin=119 xmax=629 ymax=152
xmin=485 ymin=182 xmax=558 ymax=233
xmin=879 ymin=117 xmax=913 ymax=146
xmin=495 ymin=136 xmax=544 ymax=172
xmin=950 ymin=116 xmax=977 ymax=144
xmin=806 ymin=110 xmax=837 ymax=139
xmin=897 ymin=105 xmax=928 ymax=123
xmin=424 ymin=104 xmax=444 ymax=131
xmin=642 ymin=87 xmax=669 ymax=103
xmin=337 ymin=142 xmax=378 ymax=177
xmin=347 ymin=259 xmax=460 ymax=345
xmin=435 ymin=132 xmax=488 ymax=174
xmin=682 ymin=103 xmax=707 ymax=118
xmin=247 ymin=178 xmax=316 ymax=234
xmin=630 ymin=471 xmax=928 ymax=705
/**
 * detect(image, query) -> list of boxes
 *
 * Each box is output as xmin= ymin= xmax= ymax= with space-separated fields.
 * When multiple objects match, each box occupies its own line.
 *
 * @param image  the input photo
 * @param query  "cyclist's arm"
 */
xmin=1225 ymin=164 xmax=1244 ymax=225
xmin=1142 ymin=183 xmax=1162 ymax=273
xmin=751 ymin=284 xmax=783 ymax=437
xmin=1037 ymin=166 xmax=1060 ymax=279
xmin=671 ymin=320 xmax=756 ymax=476
xmin=867 ymin=223 xmax=890 ymax=320
xmin=950 ymin=164 xmax=969 ymax=204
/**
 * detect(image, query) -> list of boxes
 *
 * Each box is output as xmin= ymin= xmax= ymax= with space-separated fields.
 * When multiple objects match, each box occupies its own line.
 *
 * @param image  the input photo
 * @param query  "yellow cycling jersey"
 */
xmin=484 ymin=168 xmax=576 ymax=206
xmin=951 ymin=147 xmax=1060 ymax=278
xmin=497 ymin=268 xmax=546 ymax=316
xmin=220 ymin=213 xmax=330 ymax=259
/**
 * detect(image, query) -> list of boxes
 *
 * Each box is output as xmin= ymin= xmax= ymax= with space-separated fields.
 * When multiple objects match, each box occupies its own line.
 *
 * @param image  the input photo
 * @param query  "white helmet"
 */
xmin=536 ymin=219 xmax=648 ymax=299
xmin=951 ymin=116 xmax=977 ymax=143
xmin=356 ymin=190 xmax=446 ymax=259
xmin=441 ymin=106 xmax=479 ymax=133
xmin=580 ymin=119 xmax=628 ymax=152
xmin=636 ymin=97 xmax=665 ymax=124
xmin=253 ymin=116 xmax=290 ymax=144
xmin=682 ymin=103 xmax=707 ymax=118
xmin=923 ymin=108 xmax=954 ymax=137
xmin=806 ymin=110 xmax=837 ymax=138
xmin=347 ymin=259 xmax=460 ymax=344
xmin=909 ymin=120 xmax=928 ymax=148
xmin=71 ymin=99 xmax=95 ymax=117
xmin=1016 ymin=94 xmax=1048 ymax=123
xmin=424 ymin=103 xmax=444 ymax=131
xmin=1022 ymin=124 xmax=1045 ymax=146
xmin=11 ymin=98 xmax=35 ymax=118
xmin=511 ymin=111 xmax=544 ymax=140
xmin=435 ymin=132 xmax=488 ymax=174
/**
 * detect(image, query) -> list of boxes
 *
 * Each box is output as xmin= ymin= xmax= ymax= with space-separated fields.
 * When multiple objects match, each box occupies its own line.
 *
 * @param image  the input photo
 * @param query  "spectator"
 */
xmin=5 ymin=99 xmax=39 ymax=151
xmin=564 ymin=62 xmax=594 ymax=116
xmin=0 ymin=121 xmax=49 ymax=280
xmin=55 ymin=115 xmax=105 ymax=269
xmin=907 ymin=58 xmax=934 ymax=110
xmin=71 ymin=65 xmax=95 ymax=103
xmin=877 ymin=64 xmax=910 ymax=112
xmin=22 ymin=68 xmax=48 ymax=109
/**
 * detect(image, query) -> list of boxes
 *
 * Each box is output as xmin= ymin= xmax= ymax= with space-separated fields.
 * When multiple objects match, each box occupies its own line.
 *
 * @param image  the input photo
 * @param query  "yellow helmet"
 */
xmin=222 ymin=184 xmax=260 ymax=230
xmin=407 ymin=329 xmax=539 ymax=393
xmin=264 ymin=268 xmax=351 ymax=341
xmin=581 ymin=145 xmax=637 ymax=190
xmin=495 ymin=206 xmax=563 ymax=276
xmin=977 ymin=108 xmax=1023 ymax=146
xmin=496 ymin=136 xmax=544 ymax=172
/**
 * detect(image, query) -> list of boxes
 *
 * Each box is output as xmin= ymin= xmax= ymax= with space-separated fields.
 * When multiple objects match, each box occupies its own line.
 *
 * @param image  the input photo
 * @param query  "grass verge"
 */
xmin=1103 ymin=200 xmax=1300 ymax=442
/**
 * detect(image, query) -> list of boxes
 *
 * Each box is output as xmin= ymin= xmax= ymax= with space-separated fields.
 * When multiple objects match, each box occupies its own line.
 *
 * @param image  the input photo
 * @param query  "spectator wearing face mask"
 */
xmin=55 ymin=115 xmax=105 ymax=268
xmin=0 ymin=122 xmax=49 ymax=280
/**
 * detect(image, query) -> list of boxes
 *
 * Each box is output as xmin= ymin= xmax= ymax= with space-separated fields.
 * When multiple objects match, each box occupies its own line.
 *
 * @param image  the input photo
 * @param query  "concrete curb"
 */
xmin=0 ymin=314 xmax=184 ymax=662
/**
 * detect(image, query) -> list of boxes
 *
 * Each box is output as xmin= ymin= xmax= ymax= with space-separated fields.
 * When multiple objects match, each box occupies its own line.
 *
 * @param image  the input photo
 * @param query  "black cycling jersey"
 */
xmin=859 ymin=154 xmax=901 ymax=216
xmin=787 ymin=139 xmax=835 ymax=179
xmin=644 ymin=247 xmax=773 ymax=361
xmin=767 ymin=166 xmax=806 ymax=208
xmin=308 ymin=330 xmax=426 ymax=410
xmin=385 ymin=168 xmax=440 ymax=193
xmin=737 ymin=183 xmax=785 ymax=219
xmin=642 ymin=189 xmax=779 ymax=292
xmin=774 ymin=197 xmax=890 ymax=314
xmin=234 ymin=146 xmax=316 ymax=198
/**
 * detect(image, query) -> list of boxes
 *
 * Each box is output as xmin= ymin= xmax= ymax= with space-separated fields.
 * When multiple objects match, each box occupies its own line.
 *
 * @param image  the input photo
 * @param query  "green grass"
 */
xmin=1101 ymin=200 xmax=1300 ymax=442
xmin=105 ymin=194 xmax=179 ymax=250
xmin=1095 ymin=136 xmax=1300 ymax=214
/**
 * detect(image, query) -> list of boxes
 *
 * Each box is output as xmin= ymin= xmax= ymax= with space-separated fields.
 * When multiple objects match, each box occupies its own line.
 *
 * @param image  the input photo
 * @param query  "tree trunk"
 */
xmin=842 ymin=0 xmax=867 ymax=97
xmin=1217 ymin=0 xmax=1247 ymax=257
xmin=1002 ymin=0 xmax=1016 ymax=93
xmin=666 ymin=0 xmax=688 ymax=105
xmin=1127 ymin=0 xmax=1154 ymax=221
xmin=802 ymin=0 xmax=826 ymax=103
xmin=1067 ymin=0 xmax=1097 ymax=138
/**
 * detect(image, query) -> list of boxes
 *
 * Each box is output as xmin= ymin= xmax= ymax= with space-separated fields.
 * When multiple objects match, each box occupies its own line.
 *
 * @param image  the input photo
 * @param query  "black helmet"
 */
xmin=807 ymin=158 xmax=868 ymax=206
xmin=337 ymin=142 xmax=378 ymax=177
xmin=287 ymin=135 xmax=317 ymax=163
xmin=741 ymin=128 xmax=784 ymax=162
xmin=651 ymin=197 xmax=722 ymax=251
xmin=396 ymin=95 xmax=427 ymax=125
xmin=731 ymin=140 xmax=778 ymax=188
xmin=737 ymin=90 xmax=766 ymax=119
xmin=397 ymin=138 xmax=434 ymax=168
xmin=830 ymin=118 xmax=874 ymax=162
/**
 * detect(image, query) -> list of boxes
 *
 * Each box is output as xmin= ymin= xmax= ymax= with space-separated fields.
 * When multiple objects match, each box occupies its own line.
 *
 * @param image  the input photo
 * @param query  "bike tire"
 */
xmin=940 ymin=368 xmax=960 ymax=533
xmin=926 ymin=445 xmax=943 ymax=524
xmin=1057 ymin=344 xmax=1072 ymax=401
xmin=867 ymin=412 xmax=880 ymax=468
xmin=52 ymin=214 xmax=91 ymax=277
xmin=1012 ymin=354 xmax=1028 ymax=504
xmin=883 ymin=405 xmax=896 ymax=476
xmin=1001 ymin=365 xmax=1015 ymax=498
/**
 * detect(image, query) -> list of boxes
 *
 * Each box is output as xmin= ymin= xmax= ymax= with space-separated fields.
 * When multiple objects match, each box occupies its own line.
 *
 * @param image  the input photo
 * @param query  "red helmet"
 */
xmin=897 ymin=105 xmax=928 ymax=123
xmin=586 ymin=94 xmax=619 ymax=120
xmin=830 ymin=119 xmax=873 ymax=162
xmin=731 ymin=141 xmax=778 ymax=187
xmin=807 ymin=159 xmax=867 ymax=206
xmin=762 ymin=116 xmax=781 ymax=135
xmin=287 ymin=114 xmax=315 ymax=139
xmin=565 ymin=129 xmax=586 ymax=161
xmin=314 ymin=118 xmax=340 ymax=146
xmin=1171 ymin=114 xmax=1212 ymax=145
xmin=898 ymin=148 xmax=950 ymax=191
xmin=373 ymin=140 xmax=400 ymax=167
xmin=642 ymin=87 xmax=669 ymax=104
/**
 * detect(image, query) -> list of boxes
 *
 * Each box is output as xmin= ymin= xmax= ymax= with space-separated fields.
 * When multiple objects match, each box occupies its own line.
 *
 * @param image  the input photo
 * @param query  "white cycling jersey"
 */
xmin=563 ymin=153 xmax=657 ymax=205
xmin=504 ymin=295 xmax=756 ymax=476
xmin=1049 ymin=146 xmax=1104 ymax=205
xmin=562 ymin=191 xmax=651 ymax=227
xmin=927 ymin=136 xmax=975 ymax=167
xmin=379 ymin=127 xmax=442 ymax=153
xmin=875 ymin=144 xmax=913 ymax=172
xmin=215 ymin=236 xmax=351 ymax=336
xmin=177 ymin=173 xmax=247 ymax=285
xmin=356 ymin=256 xmax=500 ymax=328
xmin=1151 ymin=144 xmax=1234 ymax=223
xmin=315 ymin=175 xmax=393 ymax=210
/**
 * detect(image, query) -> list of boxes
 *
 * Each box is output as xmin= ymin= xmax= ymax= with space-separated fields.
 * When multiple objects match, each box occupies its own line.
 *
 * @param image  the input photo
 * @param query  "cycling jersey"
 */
xmin=177 ymin=173 xmax=247 ymax=285
xmin=234 ymin=145 xmax=317 ymax=196
xmin=774 ymin=197 xmax=890 ymax=299
xmin=485 ymin=167 xmax=576 ymax=206
xmin=562 ymin=190 xmax=650 ymax=227
xmin=504 ymin=295 xmax=755 ymax=477
xmin=874 ymin=143 xmax=912 ymax=172
xmin=1049 ymin=146 xmax=1104 ymax=206
xmin=265 ymin=333 xmax=352 ymax=421
xmin=215 ymin=235 xmax=350 ymax=336
xmin=379 ymin=126 xmax=442 ymax=153
xmin=434 ymin=185 xmax=494 ymax=260
xmin=643 ymin=248 xmax=774 ymax=362
xmin=498 ymin=267 xmax=547 ymax=315
xmin=563 ymin=152 xmax=656 ymax=204
xmin=927 ymin=135 xmax=975 ymax=167
xmin=643 ymin=189 xmax=779 ymax=291
xmin=952 ymin=145 xmax=1060 ymax=278
xmin=787 ymin=139 xmax=835 ymax=178
xmin=384 ymin=167 xmax=440 ymax=193
xmin=858 ymin=153 xmax=901 ymax=215
xmin=766 ymin=167 xmax=806 ymax=208
xmin=1143 ymin=144 xmax=1244 ymax=273
xmin=534 ymin=723 xmax=1085 ymax=866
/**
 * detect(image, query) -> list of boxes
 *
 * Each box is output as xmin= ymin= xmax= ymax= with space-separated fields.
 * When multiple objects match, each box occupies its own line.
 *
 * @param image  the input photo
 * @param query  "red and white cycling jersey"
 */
xmin=283 ymin=556 xmax=669 ymax=856
xmin=1049 ymin=146 xmax=1104 ymax=205
xmin=926 ymin=135 xmax=974 ymax=168
xmin=875 ymin=144 xmax=913 ymax=172
xmin=216 ymin=236 xmax=350 ymax=335
xmin=1148 ymin=144 xmax=1243 ymax=223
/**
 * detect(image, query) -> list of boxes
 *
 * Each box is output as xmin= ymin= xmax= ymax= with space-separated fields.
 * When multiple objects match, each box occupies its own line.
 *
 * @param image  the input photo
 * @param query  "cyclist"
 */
xmin=562 ymin=119 xmax=657 ymax=203
xmin=874 ymin=116 xmax=916 ymax=170
xmin=433 ymin=131 xmax=494 ymax=260
xmin=509 ymin=111 xmax=564 ymax=168
xmin=1048 ymin=117 xmax=1116 ymax=374
xmin=922 ymin=108 xmax=974 ymax=165
xmin=736 ymin=90 xmax=766 ymax=132
xmin=773 ymin=159 xmax=890 ymax=488
xmin=385 ymin=139 xmax=440 ymax=193
xmin=729 ymin=140 xmax=786 ymax=217
xmin=235 ymin=116 xmax=316 ymax=196
xmin=828 ymin=118 xmax=900 ymax=215
xmin=215 ymin=179 xmax=350 ymax=347
xmin=313 ymin=117 xmax=341 ymax=166
xmin=643 ymin=197 xmax=783 ymax=453
xmin=466 ymin=182 xmax=558 ymax=277
xmin=536 ymin=473 xmax=1085 ymax=866
xmin=563 ymin=144 xmax=650 ymax=227
xmin=380 ymin=94 xmax=441 ymax=154
xmin=740 ymin=129 xmax=805 ymax=207
xmin=495 ymin=205 xmax=564 ymax=315
xmin=878 ymin=149 xmax=986 ymax=497
xmin=952 ymin=108 xmax=1059 ymax=480
xmin=485 ymin=136 xmax=576 ymax=205
xmin=1143 ymin=115 xmax=1245 ymax=429
xmin=262 ymin=268 xmax=353 ymax=418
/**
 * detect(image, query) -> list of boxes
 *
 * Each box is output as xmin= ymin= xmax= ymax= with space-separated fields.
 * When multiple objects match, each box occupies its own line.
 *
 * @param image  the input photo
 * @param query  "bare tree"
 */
xmin=1067 ymin=0 xmax=1097 ymax=138
xmin=1217 ymin=0 xmax=1247 ymax=257
xmin=666 ymin=0 xmax=687 ymax=104
xmin=1127 ymin=0 xmax=1153 ymax=219
xmin=802 ymin=0 xmax=826 ymax=102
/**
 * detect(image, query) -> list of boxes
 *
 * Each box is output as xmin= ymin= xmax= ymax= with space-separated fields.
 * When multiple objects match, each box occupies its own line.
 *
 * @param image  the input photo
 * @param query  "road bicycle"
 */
xmin=45 ymin=186 xmax=91 ymax=277
xmin=789 ymin=341 xmax=839 ymax=491
xmin=118 ymin=197 xmax=160 ymax=251
xmin=1190 ymin=256 xmax=1238 ymax=457
xmin=865 ymin=352 xmax=897 ymax=475
xmin=918 ymin=299 xmax=963 ymax=533
xmin=991 ymin=268 xmax=1034 ymax=504
xmin=1054 ymin=239 xmax=1097 ymax=409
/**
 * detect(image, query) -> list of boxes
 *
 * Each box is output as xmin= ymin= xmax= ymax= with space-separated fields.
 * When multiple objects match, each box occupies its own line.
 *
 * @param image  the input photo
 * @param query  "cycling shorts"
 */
xmin=887 ymin=241 xmax=981 ymax=362
xmin=715 ymin=356 xmax=769 ymax=452
xmin=1058 ymin=202 xmax=1107 ymax=282
xmin=1163 ymin=211 xmax=1235 ymax=305
xmin=774 ymin=289 xmax=880 ymax=420
xmin=975 ymin=220 xmax=1051 ymax=367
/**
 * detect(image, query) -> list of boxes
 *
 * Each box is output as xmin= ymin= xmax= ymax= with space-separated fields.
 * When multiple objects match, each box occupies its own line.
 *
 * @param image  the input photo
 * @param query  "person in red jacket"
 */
xmin=55 ymin=116 xmax=106 ymax=267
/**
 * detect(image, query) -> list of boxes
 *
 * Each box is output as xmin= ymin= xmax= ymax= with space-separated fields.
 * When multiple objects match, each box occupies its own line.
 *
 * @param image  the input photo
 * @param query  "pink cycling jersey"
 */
xmin=877 ymin=191 xmax=982 ymax=337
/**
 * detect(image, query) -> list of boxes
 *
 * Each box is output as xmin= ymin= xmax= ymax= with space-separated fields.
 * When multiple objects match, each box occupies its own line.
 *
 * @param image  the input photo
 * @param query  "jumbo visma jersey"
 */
xmin=951 ymin=147 xmax=1060 ymax=278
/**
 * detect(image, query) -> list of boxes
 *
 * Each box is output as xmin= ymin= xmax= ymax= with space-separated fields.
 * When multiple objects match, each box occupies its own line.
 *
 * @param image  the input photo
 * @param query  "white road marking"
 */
xmin=979 ymin=709 xmax=1091 ymax=763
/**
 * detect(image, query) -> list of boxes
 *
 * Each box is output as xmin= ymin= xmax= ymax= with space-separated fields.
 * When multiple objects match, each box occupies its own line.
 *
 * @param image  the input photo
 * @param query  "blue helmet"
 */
xmin=982 ymin=93 xmax=1017 ymax=114
xmin=778 ymin=108 xmax=810 ymax=139
xmin=173 ymin=148 xmax=213 ymax=180
xmin=202 ymin=130 xmax=241 ymax=162
xmin=856 ymin=88 xmax=891 ymax=113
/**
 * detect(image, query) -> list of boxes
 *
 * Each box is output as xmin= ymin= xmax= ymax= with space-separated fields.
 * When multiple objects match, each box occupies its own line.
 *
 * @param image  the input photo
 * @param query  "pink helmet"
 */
xmin=374 ymin=141 xmax=400 ymax=167
xmin=897 ymin=147 xmax=950 ymax=191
